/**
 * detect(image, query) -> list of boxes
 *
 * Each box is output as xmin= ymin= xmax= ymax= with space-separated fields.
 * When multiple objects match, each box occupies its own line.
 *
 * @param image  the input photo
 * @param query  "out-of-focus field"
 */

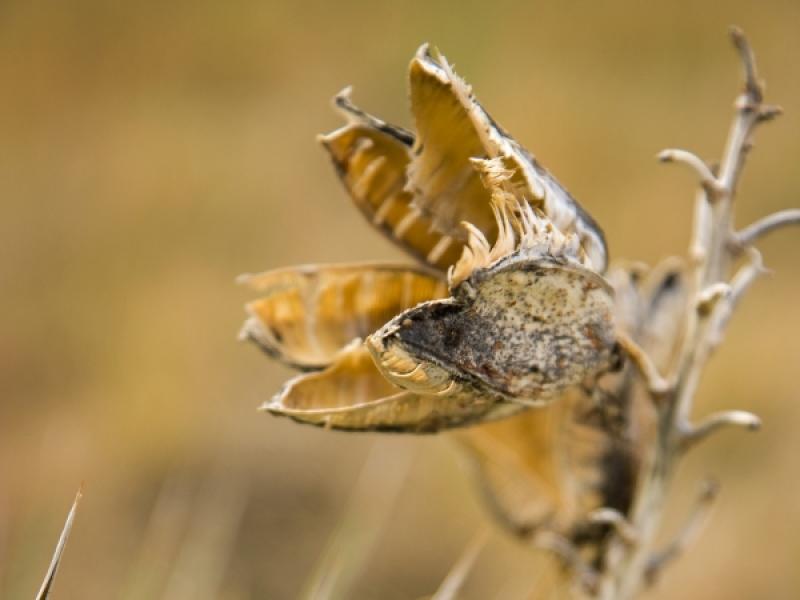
xmin=1 ymin=1 xmax=798 ymax=598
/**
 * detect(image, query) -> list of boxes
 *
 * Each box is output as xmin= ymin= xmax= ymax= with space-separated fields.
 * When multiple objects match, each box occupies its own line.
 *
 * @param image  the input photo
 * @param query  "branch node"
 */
xmin=696 ymin=283 xmax=731 ymax=317
xmin=588 ymin=508 xmax=639 ymax=546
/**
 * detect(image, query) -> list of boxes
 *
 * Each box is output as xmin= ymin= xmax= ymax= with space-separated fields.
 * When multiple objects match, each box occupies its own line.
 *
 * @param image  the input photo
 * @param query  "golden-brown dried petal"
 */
xmin=320 ymin=90 xmax=464 ymax=272
xmin=265 ymin=342 xmax=520 ymax=432
xmin=454 ymin=385 xmax=641 ymax=555
xmin=453 ymin=405 xmax=564 ymax=537
xmin=407 ymin=45 xmax=608 ymax=272
xmin=240 ymin=264 xmax=447 ymax=370
xmin=407 ymin=47 xmax=498 ymax=243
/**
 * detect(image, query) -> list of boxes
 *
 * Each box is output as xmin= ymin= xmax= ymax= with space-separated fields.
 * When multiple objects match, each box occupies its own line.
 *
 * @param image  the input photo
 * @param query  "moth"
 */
xmin=239 ymin=45 xmax=683 ymax=555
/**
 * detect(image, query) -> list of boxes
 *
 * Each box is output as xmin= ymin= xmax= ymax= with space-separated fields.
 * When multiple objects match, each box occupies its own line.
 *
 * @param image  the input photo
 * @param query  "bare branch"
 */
xmin=690 ymin=193 xmax=712 ymax=264
xmin=734 ymin=208 xmax=800 ymax=249
xmin=534 ymin=531 xmax=598 ymax=593
xmin=597 ymin=29 xmax=782 ymax=600
xmin=644 ymin=480 xmax=719 ymax=586
xmin=657 ymin=149 xmax=722 ymax=197
xmin=717 ymin=28 xmax=772 ymax=199
xmin=432 ymin=528 xmax=489 ymax=600
xmin=729 ymin=26 xmax=763 ymax=105
xmin=708 ymin=248 xmax=765 ymax=349
xmin=678 ymin=410 xmax=762 ymax=451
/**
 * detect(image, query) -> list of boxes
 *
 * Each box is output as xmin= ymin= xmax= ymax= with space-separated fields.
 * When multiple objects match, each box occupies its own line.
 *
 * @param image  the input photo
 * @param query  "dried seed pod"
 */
xmin=248 ymin=44 xmax=618 ymax=432
xmin=368 ymin=189 xmax=617 ymax=407
xmin=239 ymin=264 xmax=447 ymax=370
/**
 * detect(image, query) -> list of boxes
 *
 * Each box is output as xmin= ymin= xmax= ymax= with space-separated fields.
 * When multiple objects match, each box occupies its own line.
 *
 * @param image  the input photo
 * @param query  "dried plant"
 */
xmin=36 ymin=488 xmax=82 ymax=600
xmin=240 ymin=28 xmax=798 ymax=598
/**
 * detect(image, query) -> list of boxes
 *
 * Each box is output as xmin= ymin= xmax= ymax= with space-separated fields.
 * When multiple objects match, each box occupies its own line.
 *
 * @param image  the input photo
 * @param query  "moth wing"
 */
xmin=320 ymin=91 xmax=464 ymax=272
xmin=239 ymin=264 xmax=447 ymax=370
xmin=266 ymin=343 xmax=511 ymax=433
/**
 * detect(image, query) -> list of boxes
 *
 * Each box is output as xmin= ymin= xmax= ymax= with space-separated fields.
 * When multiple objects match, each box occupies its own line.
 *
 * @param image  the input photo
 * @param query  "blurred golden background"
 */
xmin=1 ymin=1 xmax=799 ymax=598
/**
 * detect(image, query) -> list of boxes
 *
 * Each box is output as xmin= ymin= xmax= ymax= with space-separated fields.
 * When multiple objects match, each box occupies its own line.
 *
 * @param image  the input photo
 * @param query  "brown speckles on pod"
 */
xmin=369 ymin=260 xmax=616 ymax=406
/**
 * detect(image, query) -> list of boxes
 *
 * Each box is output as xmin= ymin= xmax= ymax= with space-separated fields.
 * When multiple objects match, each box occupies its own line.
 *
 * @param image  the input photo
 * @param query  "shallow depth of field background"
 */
xmin=1 ymin=1 xmax=799 ymax=598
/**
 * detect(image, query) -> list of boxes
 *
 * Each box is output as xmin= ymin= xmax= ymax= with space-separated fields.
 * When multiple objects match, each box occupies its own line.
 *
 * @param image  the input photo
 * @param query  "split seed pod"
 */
xmin=367 ymin=180 xmax=617 ymax=407
xmin=242 ymin=44 xmax=615 ymax=431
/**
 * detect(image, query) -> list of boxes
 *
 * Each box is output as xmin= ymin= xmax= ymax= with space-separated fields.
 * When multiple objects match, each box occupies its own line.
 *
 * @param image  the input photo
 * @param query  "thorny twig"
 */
xmin=592 ymin=28 xmax=797 ymax=599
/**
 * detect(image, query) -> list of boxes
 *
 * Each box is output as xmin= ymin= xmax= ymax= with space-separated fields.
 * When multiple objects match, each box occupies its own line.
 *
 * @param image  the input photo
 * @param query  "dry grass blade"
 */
xmin=120 ymin=474 xmax=196 ymax=600
xmin=301 ymin=442 xmax=413 ymax=600
xmin=36 ymin=487 xmax=82 ymax=600
xmin=161 ymin=467 xmax=249 ymax=600
xmin=431 ymin=528 xmax=489 ymax=600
